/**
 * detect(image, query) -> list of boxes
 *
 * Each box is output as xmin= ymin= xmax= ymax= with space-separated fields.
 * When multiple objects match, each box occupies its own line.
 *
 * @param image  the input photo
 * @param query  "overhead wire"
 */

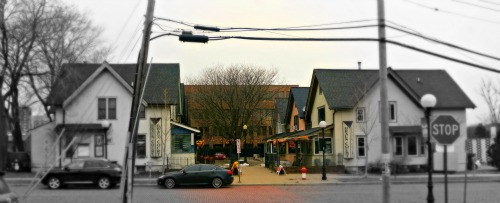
xmin=109 ymin=0 xmax=143 ymax=52
xmin=479 ymin=0 xmax=500 ymax=6
xmin=402 ymin=0 xmax=500 ymax=25
xmin=117 ymin=18 xmax=144 ymax=63
xmin=452 ymin=0 xmax=500 ymax=12
xmin=386 ymin=20 xmax=500 ymax=61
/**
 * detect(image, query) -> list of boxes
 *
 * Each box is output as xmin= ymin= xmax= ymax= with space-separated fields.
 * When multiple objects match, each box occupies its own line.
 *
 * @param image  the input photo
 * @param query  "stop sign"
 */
xmin=431 ymin=115 xmax=460 ymax=145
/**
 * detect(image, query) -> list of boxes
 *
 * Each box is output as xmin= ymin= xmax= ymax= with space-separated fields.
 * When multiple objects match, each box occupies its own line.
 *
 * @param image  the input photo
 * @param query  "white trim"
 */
xmin=170 ymin=121 xmax=200 ymax=133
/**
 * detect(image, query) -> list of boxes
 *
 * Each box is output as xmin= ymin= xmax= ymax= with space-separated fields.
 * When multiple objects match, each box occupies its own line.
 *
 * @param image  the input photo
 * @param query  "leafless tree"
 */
xmin=0 ymin=0 xmax=47 ymax=157
xmin=187 ymin=64 xmax=281 ymax=154
xmin=355 ymin=104 xmax=379 ymax=178
xmin=28 ymin=1 xmax=109 ymax=122
xmin=350 ymin=71 xmax=379 ymax=178
xmin=479 ymin=78 xmax=500 ymax=125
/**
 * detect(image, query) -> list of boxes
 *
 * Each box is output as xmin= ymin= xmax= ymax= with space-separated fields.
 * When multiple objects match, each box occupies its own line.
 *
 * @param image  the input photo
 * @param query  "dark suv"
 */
xmin=41 ymin=158 xmax=121 ymax=189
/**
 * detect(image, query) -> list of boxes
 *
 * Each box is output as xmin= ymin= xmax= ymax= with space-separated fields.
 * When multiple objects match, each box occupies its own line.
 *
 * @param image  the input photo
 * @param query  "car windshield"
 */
xmin=66 ymin=160 xmax=84 ymax=169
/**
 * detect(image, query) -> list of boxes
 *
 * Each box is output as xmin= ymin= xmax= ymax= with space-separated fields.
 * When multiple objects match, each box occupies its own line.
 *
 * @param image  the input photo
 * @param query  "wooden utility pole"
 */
xmin=119 ymin=0 xmax=155 ymax=202
xmin=377 ymin=0 xmax=391 ymax=202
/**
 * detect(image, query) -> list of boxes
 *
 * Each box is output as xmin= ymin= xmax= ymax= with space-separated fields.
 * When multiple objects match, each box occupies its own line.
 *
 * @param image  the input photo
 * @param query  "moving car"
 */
xmin=157 ymin=164 xmax=233 ymax=189
xmin=214 ymin=152 xmax=227 ymax=160
xmin=41 ymin=158 xmax=121 ymax=189
xmin=0 ymin=171 xmax=18 ymax=203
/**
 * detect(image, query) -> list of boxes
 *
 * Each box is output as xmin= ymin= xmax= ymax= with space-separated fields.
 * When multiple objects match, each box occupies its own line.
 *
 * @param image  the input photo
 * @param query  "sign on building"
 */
xmin=343 ymin=121 xmax=354 ymax=159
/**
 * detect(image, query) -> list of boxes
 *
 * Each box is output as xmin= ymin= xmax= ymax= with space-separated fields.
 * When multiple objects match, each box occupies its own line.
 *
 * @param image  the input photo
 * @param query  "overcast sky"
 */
xmin=65 ymin=0 xmax=500 ymax=125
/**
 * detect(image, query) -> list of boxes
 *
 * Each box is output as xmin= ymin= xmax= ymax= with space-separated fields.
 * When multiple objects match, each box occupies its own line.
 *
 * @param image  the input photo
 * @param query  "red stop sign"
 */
xmin=431 ymin=115 xmax=460 ymax=145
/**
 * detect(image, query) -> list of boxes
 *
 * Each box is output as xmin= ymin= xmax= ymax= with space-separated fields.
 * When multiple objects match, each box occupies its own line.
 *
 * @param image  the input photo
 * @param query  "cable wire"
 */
xmin=196 ymin=35 xmax=500 ymax=73
xmin=402 ymin=0 xmax=500 ymax=25
xmin=452 ymin=0 xmax=500 ymax=12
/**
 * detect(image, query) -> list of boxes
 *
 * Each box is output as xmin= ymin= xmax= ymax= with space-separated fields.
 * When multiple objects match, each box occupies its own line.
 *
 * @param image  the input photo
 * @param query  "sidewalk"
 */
xmin=4 ymin=160 xmax=500 ymax=186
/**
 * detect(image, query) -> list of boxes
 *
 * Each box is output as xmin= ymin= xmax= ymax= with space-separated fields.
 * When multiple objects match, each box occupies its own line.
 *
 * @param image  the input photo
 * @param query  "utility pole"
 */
xmin=377 ymin=0 xmax=391 ymax=203
xmin=119 ymin=0 xmax=155 ymax=203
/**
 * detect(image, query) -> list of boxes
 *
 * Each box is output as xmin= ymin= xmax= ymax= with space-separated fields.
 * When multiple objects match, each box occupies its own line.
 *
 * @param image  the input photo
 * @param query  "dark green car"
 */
xmin=41 ymin=158 xmax=121 ymax=189
xmin=157 ymin=164 xmax=234 ymax=189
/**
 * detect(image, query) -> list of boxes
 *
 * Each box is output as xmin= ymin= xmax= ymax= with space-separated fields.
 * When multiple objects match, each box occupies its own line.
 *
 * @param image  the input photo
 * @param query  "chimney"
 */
xmin=358 ymin=61 xmax=361 ymax=70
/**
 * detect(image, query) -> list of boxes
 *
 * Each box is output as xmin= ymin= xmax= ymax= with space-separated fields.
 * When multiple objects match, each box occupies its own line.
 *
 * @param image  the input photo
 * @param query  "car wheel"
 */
xmin=212 ymin=177 xmax=223 ymax=188
xmin=47 ymin=176 xmax=62 ymax=189
xmin=164 ymin=178 xmax=175 ymax=189
xmin=97 ymin=176 xmax=111 ymax=189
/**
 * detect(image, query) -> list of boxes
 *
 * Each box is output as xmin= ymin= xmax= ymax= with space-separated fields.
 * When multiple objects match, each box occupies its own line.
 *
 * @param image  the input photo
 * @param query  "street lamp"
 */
xmin=101 ymin=120 xmax=111 ymax=159
xmin=243 ymin=125 xmax=248 ymax=163
xmin=421 ymin=94 xmax=437 ymax=203
xmin=319 ymin=120 xmax=327 ymax=181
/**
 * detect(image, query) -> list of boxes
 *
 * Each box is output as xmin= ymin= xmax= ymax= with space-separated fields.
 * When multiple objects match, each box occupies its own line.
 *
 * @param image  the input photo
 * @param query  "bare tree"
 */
xmin=28 ymin=1 xmax=109 ymax=121
xmin=479 ymin=78 xmax=500 ymax=125
xmin=187 ymin=64 xmax=281 ymax=154
xmin=355 ymin=104 xmax=379 ymax=178
xmin=0 ymin=0 xmax=47 ymax=154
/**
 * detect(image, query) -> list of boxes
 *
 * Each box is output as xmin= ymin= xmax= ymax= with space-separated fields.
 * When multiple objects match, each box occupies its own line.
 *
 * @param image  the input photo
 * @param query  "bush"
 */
xmin=487 ymin=128 xmax=500 ymax=170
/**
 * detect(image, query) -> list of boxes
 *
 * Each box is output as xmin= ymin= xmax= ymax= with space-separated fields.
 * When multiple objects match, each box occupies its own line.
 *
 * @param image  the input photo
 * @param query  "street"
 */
xmin=10 ymin=182 xmax=500 ymax=203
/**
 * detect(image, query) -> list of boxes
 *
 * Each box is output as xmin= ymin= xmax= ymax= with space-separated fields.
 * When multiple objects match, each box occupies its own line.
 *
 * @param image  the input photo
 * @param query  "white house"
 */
xmin=297 ymin=68 xmax=475 ymax=172
xmin=29 ymin=62 xmax=198 ymax=172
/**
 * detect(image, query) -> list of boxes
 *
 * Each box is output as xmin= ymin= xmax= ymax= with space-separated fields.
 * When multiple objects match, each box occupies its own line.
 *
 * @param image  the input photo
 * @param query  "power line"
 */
xmin=479 ymin=0 xmax=500 ymax=6
xmin=385 ymin=22 xmax=500 ymax=61
xmin=402 ymin=0 xmax=500 ymax=25
xmin=194 ymin=35 xmax=500 ymax=73
xmin=155 ymin=17 xmax=378 ymax=32
xmin=109 ymin=0 xmax=143 ymax=51
xmin=452 ymin=0 xmax=500 ymax=12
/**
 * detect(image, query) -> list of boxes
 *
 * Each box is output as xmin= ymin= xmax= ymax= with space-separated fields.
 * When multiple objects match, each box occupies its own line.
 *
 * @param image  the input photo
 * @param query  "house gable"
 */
xmin=63 ymin=62 xmax=134 ymax=108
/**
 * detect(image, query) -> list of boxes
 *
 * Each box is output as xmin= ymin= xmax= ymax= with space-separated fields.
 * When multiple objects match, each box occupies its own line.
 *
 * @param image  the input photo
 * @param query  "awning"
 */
xmin=266 ymin=131 xmax=298 ymax=143
xmin=389 ymin=126 xmax=421 ymax=135
xmin=55 ymin=123 xmax=105 ymax=133
xmin=285 ymin=127 xmax=321 ymax=141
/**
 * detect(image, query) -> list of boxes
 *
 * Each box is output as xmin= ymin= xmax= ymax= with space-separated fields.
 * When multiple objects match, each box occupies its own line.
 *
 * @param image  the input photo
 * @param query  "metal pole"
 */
xmin=426 ymin=108 xmax=435 ymax=203
xmin=377 ymin=0 xmax=390 ymax=202
xmin=322 ymin=127 xmax=327 ymax=180
xmin=444 ymin=145 xmax=448 ymax=203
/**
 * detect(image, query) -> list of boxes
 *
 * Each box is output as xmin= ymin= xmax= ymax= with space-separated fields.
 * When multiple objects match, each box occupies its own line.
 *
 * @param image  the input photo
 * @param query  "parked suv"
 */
xmin=0 ymin=171 xmax=18 ymax=203
xmin=41 ymin=158 xmax=121 ymax=189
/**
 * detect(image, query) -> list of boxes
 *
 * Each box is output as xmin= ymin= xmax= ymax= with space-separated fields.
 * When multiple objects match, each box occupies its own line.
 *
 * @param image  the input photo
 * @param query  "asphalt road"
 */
xmin=10 ymin=182 xmax=500 ymax=203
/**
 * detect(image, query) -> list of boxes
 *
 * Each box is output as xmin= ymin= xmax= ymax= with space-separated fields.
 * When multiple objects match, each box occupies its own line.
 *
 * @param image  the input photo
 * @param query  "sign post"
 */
xmin=431 ymin=115 xmax=460 ymax=203
xmin=236 ymin=139 xmax=241 ymax=183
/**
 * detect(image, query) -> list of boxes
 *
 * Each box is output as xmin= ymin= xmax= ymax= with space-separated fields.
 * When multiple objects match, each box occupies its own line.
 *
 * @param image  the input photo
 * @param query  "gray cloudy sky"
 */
xmin=66 ymin=0 xmax=500 ymax=125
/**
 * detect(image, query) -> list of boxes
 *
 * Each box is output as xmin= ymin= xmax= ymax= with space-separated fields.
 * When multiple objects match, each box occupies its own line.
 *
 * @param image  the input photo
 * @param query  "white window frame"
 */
xmin=356 ymin=107 xmax=366 ymax=123
xmin=314 ymin=137 xmax=332 ymax=154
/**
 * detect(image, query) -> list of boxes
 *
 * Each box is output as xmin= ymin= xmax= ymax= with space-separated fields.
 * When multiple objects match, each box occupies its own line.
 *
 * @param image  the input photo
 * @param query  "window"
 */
xmin=139 ymin=105 xmax=146 ymax=119
xmin=317 ymin=107 xmax=325 ymax=123
xmin=66 ymin=160 xmax=84 ymax=169
xmin=394 ymin=137 xmax=403 ymax=156
xmin=314 ymin=137 xmax=332 ymax=154
xmin=356 ymin=107 xmax=365 ymax=122
xmin=293 ymin=116 xmax=299 ymax=131
xmin=172 ymin=134 xmax=191 ymax=153
xmin=357 ymin=137 xmax=366 ymax=157
xmin=319 ymin=87 xmax=323 ymax=95
xmin=137 ymin=134 xmax=146 ymax=158
xmin=95 ymin=134 xmax=104 ymax=157
xmin=76 ymin=144 xmax=90 ymax=157
xmin=389 ymin=101 xmax=397 ymax=122
xmin=98 ymin=98 xmax=116 ymax=120
xmin=407 ymin=136 xmax=418 ymax=156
